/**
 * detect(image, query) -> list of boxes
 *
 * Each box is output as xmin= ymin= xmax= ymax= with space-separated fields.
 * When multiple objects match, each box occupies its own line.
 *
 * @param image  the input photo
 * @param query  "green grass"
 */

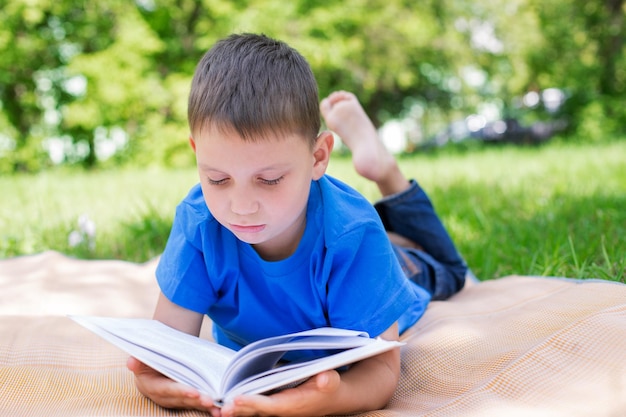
xmin=1 ymin=168 xmax=198 ymax=261
xmin=1 ymin=140 xmax=624 ymax=282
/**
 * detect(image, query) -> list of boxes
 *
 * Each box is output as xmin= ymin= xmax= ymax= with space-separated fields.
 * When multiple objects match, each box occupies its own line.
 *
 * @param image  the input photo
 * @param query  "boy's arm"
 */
xmin=220 ymin=323 xmax=401 ymax=417
xmin=127 ymin=292 xmax=219 ymax=413
xmin=152 ymin=292 xmax=204 ymax=335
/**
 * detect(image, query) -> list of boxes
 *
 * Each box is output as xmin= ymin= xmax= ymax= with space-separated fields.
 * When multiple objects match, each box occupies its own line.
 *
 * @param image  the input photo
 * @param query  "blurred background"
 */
xmin=1 ymin=0 xmax=624 ymax=281
xmin=1 ymin=0 xmax=624 ymax=170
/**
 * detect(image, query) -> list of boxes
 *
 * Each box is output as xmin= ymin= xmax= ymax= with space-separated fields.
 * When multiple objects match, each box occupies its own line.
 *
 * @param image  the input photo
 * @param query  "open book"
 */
xmin=70 ymin=316 xmax=403 ymax=406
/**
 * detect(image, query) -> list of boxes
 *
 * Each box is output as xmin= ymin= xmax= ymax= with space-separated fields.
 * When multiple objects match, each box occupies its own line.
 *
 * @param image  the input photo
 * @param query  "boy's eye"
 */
xmin=207 ymin=177 xmax=228 ymax=185
xmin=259 ymin=176 xmax=284 ymax=185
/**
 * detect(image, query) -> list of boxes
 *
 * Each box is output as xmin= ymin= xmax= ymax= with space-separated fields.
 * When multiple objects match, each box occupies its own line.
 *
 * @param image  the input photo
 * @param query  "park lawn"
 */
xmin=1 ymin=140 xmax=624 ymax=282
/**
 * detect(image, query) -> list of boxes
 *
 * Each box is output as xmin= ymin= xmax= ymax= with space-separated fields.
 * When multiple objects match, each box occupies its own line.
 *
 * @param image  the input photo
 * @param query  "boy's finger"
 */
xmin=223 ymin=395 xmax=275 ymax=417
xmin=315 ymin=370 xmax=340 ymax=392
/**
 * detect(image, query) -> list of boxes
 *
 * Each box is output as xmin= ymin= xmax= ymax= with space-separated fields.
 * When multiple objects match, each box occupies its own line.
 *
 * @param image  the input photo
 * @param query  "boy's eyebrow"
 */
xmin=197 ymin=162 xmax=292 ymax=173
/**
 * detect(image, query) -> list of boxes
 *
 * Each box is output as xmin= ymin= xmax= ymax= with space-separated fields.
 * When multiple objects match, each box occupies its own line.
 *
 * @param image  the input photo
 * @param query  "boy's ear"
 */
xmin=188 ymin=135 xmax=197 ymax=153
xmin=312 ymin=131 xmax=334 ymax=180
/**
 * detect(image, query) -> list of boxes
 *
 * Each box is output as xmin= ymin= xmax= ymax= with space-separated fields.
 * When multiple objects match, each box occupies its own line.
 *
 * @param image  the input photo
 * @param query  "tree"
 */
xmin=0 ymin=0 xmax=127 ymax=170
xmin=1 ymin=0 xmax=623 ymax=172
xmin=62 ymin=3 xmax=168 ymax=167
xmin=526 ymin=0 xmax=626 ymax=137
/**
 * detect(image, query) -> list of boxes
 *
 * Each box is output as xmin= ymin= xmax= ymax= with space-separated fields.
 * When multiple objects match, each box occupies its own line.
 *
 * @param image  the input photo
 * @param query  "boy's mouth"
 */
xmin=229 ymin=223 xmax=266 ymax=234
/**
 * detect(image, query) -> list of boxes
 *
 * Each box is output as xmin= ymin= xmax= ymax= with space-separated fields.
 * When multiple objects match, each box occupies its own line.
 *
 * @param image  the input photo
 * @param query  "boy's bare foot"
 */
xmin=320 ymin=91 xmax=408 ymax=195
xmin=320 ymin=91 xmax=392 ymax=182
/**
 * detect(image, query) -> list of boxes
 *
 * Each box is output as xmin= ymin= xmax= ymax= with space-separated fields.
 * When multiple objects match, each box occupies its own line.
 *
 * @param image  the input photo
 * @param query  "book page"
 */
xmin=221 ymin=330 xmax=374 ymax=393
xmin=70 ymin=316 xmax=236 ymax=396
xmin=222 ymin=338 xmax=403 ymax=403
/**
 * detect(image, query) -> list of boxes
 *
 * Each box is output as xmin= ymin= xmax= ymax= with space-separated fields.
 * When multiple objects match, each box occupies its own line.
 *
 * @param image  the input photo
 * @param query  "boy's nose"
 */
xmin=229 ymin=189 xmax=259 ymax=215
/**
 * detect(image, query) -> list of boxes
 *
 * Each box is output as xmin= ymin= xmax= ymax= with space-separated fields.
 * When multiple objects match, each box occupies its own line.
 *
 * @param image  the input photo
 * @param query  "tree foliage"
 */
xmin=0 ymin=0 xmax=624 ymax=171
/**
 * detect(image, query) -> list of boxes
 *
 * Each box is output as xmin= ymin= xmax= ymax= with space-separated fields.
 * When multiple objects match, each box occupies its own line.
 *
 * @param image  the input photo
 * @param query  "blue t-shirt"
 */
xmin=156 ymin=175 xmax=430 ymax=353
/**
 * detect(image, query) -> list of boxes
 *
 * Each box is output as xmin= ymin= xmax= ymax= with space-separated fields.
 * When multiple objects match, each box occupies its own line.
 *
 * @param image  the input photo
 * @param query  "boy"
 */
xmin=127 ymin=33 xmax=468 ymax=417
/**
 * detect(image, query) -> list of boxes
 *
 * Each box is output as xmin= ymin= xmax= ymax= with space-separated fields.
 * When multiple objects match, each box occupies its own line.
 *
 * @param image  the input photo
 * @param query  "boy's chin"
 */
xmin=231 ymin=231 xmax=267 ymax=246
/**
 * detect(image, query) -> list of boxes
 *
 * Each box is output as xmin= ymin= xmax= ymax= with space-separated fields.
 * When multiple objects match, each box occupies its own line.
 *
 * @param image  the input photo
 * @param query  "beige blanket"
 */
xmin=1 ymin=251 xmax=625 ymax=417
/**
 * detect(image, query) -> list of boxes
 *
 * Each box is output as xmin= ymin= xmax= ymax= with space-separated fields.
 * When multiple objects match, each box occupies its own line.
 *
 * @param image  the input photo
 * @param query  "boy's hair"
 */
xmin=188 ymin=33 xmax=320 ymax=146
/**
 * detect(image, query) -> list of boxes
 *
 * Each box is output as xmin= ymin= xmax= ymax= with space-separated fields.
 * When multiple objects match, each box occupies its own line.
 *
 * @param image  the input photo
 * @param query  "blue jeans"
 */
xmin=374 ymin=180 xmax=469 ymax=300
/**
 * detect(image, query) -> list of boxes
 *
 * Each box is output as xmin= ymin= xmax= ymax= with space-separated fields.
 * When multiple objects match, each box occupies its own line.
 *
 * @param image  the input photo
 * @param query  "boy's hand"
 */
xmin=126 ymin=356 xmax=220 ymax=415
xmin=220 ymin=369 xmax=342 ymax=417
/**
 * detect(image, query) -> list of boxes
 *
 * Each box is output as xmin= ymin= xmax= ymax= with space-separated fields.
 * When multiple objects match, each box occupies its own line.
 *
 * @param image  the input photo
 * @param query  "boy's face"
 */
xmin=190 ymin=126 xmax=333 ymax=261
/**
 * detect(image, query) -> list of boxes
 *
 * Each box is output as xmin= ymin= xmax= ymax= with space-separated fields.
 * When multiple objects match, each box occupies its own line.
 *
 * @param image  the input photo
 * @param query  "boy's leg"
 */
xmin=375 ymin=181 xmax=469 ymax=299
xmin=319 ymin=91 xmax=410 ymax=197
xmin=320 ymin=91 xmax=471 ymax=299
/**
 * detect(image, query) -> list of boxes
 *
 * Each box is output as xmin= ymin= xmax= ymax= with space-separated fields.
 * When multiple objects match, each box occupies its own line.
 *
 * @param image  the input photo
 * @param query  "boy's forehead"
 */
xmin=194 ymin=121 xmax=312 ymax=144
xmin=194 ymin=127 xmax=314 ymax=171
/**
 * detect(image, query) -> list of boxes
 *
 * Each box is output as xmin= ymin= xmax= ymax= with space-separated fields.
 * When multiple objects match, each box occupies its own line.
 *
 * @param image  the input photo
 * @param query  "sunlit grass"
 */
xmin=328 ymin=140 xmax=625 ymax=281
xmin=1 ymin=168 xmax=198 ymax=260
xmin=1 ymin=140 xmax=624 ymax=282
